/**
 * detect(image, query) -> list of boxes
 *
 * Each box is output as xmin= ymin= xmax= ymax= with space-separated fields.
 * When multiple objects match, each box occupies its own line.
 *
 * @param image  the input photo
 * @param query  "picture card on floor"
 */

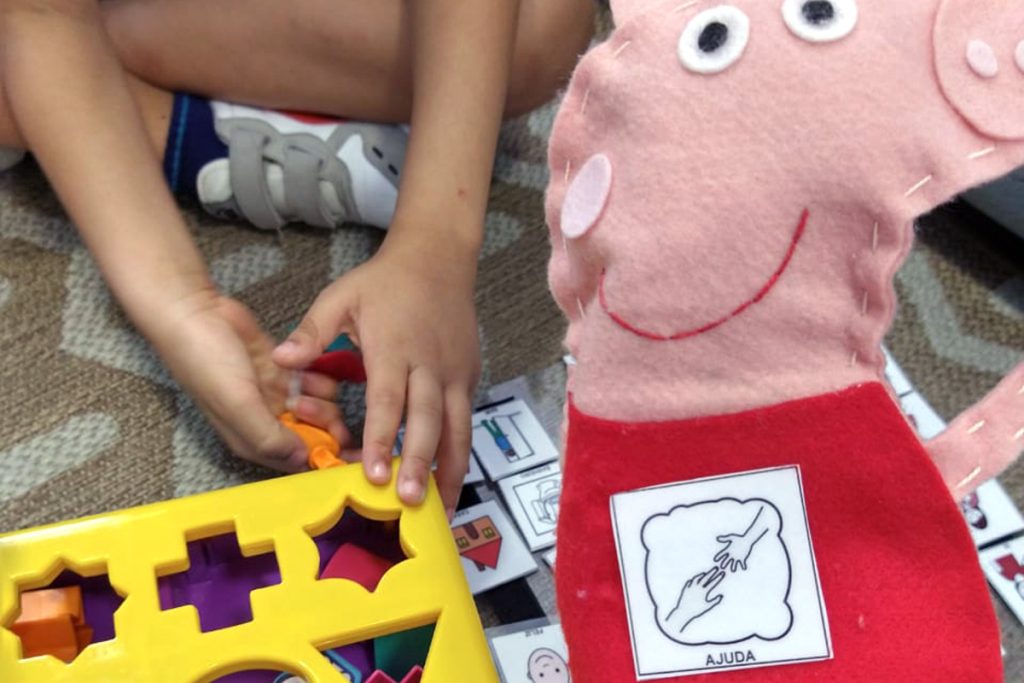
xmin=881 ymin=347 xmax=913 ymax=397
xmin=898 ymin=392 xmax=946 ymax=440
xmin=451 ymin=500 xmax=537 ymax=595
xmin=488 ymin=620 xmax=572 ymax=683
xmin=961 ymin=480 xmax=1024 ymax=548
xmin=980 ymin=538 xmax=1024 ymax=627
xmin=499 ymin=463 xmax=562 ymax=551
xmin=393 ymin=425 xmax=485 ymax=485
xmin=543 ymin=549 xmax=556 ymax=570
xmin=610 ymin=466 xmax=832 ymax=679
xmin=472 ymin=399 xmax=559 ymax=481
xmin=486 ymin=376 xmax=533 ymax=405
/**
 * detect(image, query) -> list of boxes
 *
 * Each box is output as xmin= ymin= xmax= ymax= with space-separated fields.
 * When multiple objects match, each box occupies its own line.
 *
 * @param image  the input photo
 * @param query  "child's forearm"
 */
xmin=1 ymin=3 xmax=212 ymax=334
xmin=384 ymin=0 xmax=520 ymax=265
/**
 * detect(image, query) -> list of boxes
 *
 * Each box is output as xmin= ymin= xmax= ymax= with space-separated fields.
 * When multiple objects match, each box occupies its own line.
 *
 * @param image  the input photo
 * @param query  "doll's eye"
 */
xmin=677 ymin=6 xmax=750 ymax=74
xmin=782 ymin=0 xmax=858 ymax=43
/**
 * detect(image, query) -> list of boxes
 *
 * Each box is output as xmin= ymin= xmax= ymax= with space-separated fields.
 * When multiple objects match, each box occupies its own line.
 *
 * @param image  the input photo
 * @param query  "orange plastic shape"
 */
xmin=279 ymin=412 xmax=344 ymax=470
xmin=10 ymin=587 xmax=92 ymax=663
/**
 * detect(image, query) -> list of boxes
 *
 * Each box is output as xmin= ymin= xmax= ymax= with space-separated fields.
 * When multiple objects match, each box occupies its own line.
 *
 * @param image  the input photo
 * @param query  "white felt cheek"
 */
xmin=561 ymin=154 xmax=613 ymax=239
xmin=966 ymin=40 xmax=999 ymax=78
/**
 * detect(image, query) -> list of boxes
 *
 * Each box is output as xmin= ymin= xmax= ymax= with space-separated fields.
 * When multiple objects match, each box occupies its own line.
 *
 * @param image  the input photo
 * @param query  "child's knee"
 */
xmin=99 ymin=0 xmax=166 ymax=86
xmin=507 ymin=0 xmax=596 ymax=117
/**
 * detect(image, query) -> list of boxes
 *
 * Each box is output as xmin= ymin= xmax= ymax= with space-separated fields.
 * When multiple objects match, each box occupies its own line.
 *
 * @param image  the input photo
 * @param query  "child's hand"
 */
xmin=272 ymin=236 xmax=481 ymax=515
xmin=152 ymin=291 xmax=347 ymax=470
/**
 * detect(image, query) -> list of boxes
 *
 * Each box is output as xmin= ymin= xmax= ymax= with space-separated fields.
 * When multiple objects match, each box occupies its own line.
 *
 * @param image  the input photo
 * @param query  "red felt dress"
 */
xmin=555 ymin=383 xmax=1001 ymax=682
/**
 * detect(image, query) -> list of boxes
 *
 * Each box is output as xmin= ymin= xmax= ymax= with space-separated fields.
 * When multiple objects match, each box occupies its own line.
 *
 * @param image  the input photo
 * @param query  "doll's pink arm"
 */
xmin=929 ymin=362 xmax=1024 ymax=495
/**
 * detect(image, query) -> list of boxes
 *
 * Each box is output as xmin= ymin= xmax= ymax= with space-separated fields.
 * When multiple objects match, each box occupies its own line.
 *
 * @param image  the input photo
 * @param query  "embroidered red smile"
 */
xmin=598 ymin=209 xmax=809 ymax=341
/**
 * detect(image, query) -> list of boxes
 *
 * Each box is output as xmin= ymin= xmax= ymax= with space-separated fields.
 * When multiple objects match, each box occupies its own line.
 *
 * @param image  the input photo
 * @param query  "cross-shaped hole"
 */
xmin=157 ymin=527 xmax=281 ymax=632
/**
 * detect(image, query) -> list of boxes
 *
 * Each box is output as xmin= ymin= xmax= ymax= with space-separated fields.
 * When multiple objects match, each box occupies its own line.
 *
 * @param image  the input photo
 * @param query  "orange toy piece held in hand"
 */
xmin=279 ymin=412 xmax=343 ymax=470
xmin=280 ymin=349 xmax=369 ymax=470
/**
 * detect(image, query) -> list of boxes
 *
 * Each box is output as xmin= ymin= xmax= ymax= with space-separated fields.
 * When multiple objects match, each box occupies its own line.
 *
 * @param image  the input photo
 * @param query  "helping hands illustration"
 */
xmin=663 ymin=504 xmax=771 ymax=637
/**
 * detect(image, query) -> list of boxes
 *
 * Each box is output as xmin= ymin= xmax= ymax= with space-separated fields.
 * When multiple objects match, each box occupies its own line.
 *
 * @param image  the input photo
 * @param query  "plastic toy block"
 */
xmin=365 ymin=666 xmax=423 ymax=683
xmin=279 ymin=412 xmax=343 ymax=470
xmin=321 ymin=544 xmax=394 ymax=592
xmin=11 ymin=616 xmax=78 ymax=662
xmin=0 ymin=461 xmax=498 ymax=682
xmin=309 ymin=350 xmax=366 ymax=383
xmin=16 ymin=587 xmax=84 ymax=624
xmin=374 ymin=625 xmax=433 ymax=681
xmin=10 ymin=587 xmax=93 ymax=662
xmin=324 ymin=334 xmax=357 ymax=353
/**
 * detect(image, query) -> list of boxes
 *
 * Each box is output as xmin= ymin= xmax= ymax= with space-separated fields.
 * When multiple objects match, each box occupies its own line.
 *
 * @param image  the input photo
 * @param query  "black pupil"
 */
xmin=698 ymin=22 xmax=729 ymax=53
xmin=802 ymin=1 xmax=835 ymax=25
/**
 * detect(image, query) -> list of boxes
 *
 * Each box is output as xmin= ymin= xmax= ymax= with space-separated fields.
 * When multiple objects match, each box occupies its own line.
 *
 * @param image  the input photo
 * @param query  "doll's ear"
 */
xmin=933 ymin=0 xmax=1024 ymax=140
xmin=609 ymin=0 xmax=661 ymax=26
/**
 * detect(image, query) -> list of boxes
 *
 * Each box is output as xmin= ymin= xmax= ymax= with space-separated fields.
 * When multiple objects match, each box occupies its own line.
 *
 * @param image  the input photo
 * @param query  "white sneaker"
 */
xmin=197 ymin=103 xmax=406 ymax=231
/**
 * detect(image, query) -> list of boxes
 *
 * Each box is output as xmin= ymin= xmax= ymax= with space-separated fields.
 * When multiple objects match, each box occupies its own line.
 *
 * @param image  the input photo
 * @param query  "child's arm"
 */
xmin=0 ymin=2 xmax=337 ymax=467
xmin=274 ymin=1 xmax=521 ymax=512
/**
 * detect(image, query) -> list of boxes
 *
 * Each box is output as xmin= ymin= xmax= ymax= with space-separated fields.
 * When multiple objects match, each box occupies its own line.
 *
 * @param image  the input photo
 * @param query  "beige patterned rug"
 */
xmin=2 ymin=27 xmax=1023 ymax=681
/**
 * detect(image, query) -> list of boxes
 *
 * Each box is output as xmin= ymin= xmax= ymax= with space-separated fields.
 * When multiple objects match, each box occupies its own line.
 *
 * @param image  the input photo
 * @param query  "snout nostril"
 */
xmin=1016 ymin=40 xmax=1024 ymax=74
xmin=966 ymin=40 xmax=999 ymax=79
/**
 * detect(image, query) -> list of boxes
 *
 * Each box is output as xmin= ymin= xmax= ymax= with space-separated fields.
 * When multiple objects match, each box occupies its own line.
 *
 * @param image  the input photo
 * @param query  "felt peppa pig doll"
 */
xmin=546 ymin=1 xmax=1024 ymax=680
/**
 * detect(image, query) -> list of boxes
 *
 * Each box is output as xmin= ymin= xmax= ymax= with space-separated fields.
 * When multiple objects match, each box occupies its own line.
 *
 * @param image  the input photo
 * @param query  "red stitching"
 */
xmin=599 ymin=209 xmax=810 ymax=341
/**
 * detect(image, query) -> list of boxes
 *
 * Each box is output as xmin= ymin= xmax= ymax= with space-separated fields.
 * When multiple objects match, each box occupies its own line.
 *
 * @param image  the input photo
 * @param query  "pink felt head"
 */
xmin=548 ymin=0 xmax=1024 ymax=422
xmin=609 ymin=0 xmax=663 ymax=26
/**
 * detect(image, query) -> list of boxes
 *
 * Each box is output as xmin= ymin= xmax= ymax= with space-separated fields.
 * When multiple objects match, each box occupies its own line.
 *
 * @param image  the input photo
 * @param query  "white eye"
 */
xmin=677 ymin=6 xmax=750 ymax=75
xmin=782 ymin=0 xmax=858 ymax=43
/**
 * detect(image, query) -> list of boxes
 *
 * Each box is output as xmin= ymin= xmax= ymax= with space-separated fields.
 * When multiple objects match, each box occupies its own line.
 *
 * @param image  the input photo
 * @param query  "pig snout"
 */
xmin=934 ymin=0 xmax=1024 ymax=140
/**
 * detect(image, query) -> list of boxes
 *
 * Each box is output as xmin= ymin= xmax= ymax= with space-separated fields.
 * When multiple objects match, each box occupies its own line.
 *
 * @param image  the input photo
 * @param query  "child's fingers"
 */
xmin=301 ymin=371 xmax=340 ymax=401
xmin=273 ymin=286 xmax=353 ymax=369
xmin=397 ymin=367 xmax=445 ymax=505
xmin=212 ymin=392 xmax=308 ymax=472
xmin=286 ymin=395 xmax=350 ymax=446
xmin=433 ymin=389 xmax=473 ymax=515
xmin=361 ymin=353 xmax=409 ymax=486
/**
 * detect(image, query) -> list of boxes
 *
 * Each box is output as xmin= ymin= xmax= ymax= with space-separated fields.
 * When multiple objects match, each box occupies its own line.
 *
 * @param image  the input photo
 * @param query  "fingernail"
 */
xmin=445 ymin=507 xmax=456 ymax=522
xmin=276 ymin=339 xmax=300 ymax=355
xmin=399 ymin=478 xmax=424 ymax=505
xmin=285 ymin=396 xmax=299 ymax=412
xmin=370 ymin=460 xmax=389 ymax=483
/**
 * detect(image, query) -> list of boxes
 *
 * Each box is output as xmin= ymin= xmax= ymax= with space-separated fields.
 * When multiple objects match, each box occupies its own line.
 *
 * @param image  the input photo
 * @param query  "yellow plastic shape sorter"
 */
xmin=0 ymin=462 xmax=499 ymax=683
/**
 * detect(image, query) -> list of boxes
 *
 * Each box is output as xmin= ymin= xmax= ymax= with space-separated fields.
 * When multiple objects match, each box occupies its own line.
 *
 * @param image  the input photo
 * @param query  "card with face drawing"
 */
xmin=979 ymin=538 xmax=1024 ymax=627
xmin=487 ymin=620 xmax=573 ymax=683
xmin=498 ymin=463 xmax=562 ymax=551
xmin=610 ymin=466 xmax=832 ymax=679
xmin=960 ymin=480 xmax=1024 ymax=548
xmin=451 ymin=500 xmax=537 ymax=595
xmin=472 ymin=399 xmax=560 ymax=481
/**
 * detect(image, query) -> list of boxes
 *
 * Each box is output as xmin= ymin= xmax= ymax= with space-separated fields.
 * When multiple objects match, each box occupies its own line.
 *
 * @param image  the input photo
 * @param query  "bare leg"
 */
xmin=103 ymin=0 xmax=596 ymax=122
xmin=0 ymin=72 xmax=172 ymax=156
xmin=2 ymin=0 xmax=592 ymax=153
